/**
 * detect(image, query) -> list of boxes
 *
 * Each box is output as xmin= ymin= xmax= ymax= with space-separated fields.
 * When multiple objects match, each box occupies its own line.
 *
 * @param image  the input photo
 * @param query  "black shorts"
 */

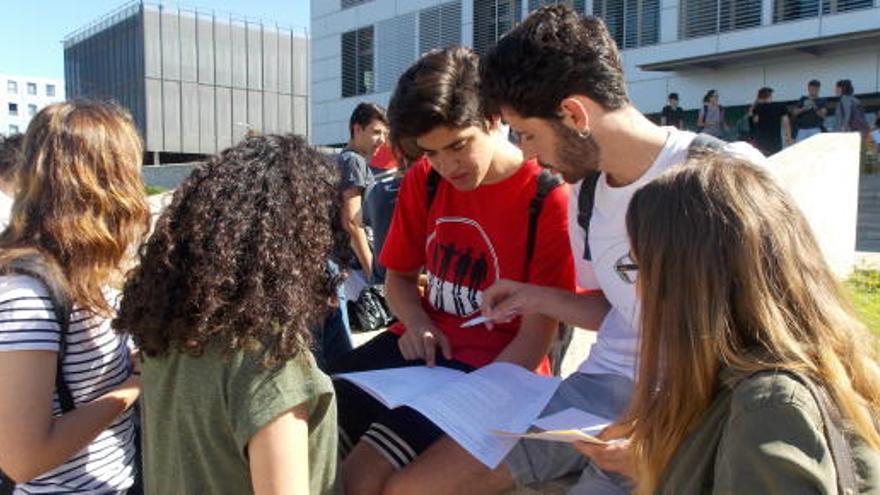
xmin=329 ymin=331 xmax=474 ymax=469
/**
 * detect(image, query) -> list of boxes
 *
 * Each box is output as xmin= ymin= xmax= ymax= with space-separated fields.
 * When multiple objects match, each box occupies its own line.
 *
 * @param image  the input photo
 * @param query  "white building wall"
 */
xmin=311 ymin=0 xmax=880 ymax=145
xmin=0 ymin=75 xmax=65 ymax=136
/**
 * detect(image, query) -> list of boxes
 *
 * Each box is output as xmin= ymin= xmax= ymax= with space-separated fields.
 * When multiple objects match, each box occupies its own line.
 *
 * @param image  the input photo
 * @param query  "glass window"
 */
xmin=27 ymin=82 xmax=37 ymax=95
xmin=341 ymin=26 xmax=375 ymax=97
xmin=28 ymin=104 xmax=37 ymax=117
xmin=46 ymin=84 xmax=56 ymax=97
xmin=7 ymin=80 xmax=17 ymax=94
xmin=528 ymin=0 xmax=587 ymax=13
xmin=8 ymin=103 xmax=18 ymax=117
xmin=9 ymin=125 xmax=19 ymax=135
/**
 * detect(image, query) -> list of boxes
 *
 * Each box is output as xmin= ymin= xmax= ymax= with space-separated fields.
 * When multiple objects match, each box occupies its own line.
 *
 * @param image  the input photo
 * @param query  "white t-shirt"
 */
xmin=0 ymin=190 xmax=14 ymax=232
xmin=571 ymin=129 xmax=766 ymax=378
xmin=0 ymin=275 xmax=136 ymax=494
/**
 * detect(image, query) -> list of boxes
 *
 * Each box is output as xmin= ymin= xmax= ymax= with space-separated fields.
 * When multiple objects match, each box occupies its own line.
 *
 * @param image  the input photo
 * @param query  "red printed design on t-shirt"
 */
xmin=380 ymin=158 xmax=576 ymax=372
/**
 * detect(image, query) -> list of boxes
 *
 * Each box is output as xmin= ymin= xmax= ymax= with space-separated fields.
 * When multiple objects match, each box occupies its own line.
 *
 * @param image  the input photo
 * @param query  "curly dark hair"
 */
xmin=480 ymin=4 xmax=629 ymax=119
xmin=388 ymin=46 xmax=488 ymax=153
xmin=114 ymin=134 xmax=345 ymax=368
xmin=0 ymin=133 xmax=22 ymax=182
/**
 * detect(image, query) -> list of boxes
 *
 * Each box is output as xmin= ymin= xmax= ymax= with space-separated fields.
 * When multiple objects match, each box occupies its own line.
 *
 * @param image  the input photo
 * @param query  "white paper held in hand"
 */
xmin=461 ymin=315 xmax=493 ymax=328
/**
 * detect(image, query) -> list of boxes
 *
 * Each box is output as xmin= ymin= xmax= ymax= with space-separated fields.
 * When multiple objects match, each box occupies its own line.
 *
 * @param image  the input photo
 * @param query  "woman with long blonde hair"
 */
xmin=603 ymin=152 xmax=880 ymax=493
xmin=0 ymin=101 xmax=149 ymax=493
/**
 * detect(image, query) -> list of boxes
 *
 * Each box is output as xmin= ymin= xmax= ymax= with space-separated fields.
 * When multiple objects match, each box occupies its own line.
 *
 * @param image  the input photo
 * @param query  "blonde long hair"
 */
xmin=0 ymin=101 xmax=150 ymax=315
xmin=623 ymin=153 xmax=880 ymax=493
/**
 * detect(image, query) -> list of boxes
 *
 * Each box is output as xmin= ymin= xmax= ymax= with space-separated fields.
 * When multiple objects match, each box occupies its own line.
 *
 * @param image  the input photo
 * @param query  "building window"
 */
xmin=419 ymin=2 xmax=463 ymax=55
xmin=773 ymin=0 xmax=873 ymax=22
xmin=342 ymin=26 xmax=375 ymax=97
xmin=528 ymin=0 xmax=586 ymax=13
xmin=7 ymin=81 xmax=17 ymax=94
xmin=46 ymin=84 xmax=56 ymax=97
xmin=679 ymin=0 xmax=761 ymax=39
xmin=594 ymin=0 xmax=660 ymax=49
xmin=342 ymin=0 xmax=371 ymax=8
xmin=9 ymin=125 xmax=19 ymax=135
xmin=474 ymin=0 xmax=523 ymax=55
xmin=8 ymin=103 xmax=18 ymax=117
xmin=28 ymin=104 xmax=37 ymax=117
xmin=27 ymin=82 xmax=37 ymax=95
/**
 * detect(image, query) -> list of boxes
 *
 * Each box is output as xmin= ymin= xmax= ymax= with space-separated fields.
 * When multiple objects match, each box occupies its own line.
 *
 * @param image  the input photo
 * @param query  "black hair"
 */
xmin=349 ymin=102 xmax=388 ymax=139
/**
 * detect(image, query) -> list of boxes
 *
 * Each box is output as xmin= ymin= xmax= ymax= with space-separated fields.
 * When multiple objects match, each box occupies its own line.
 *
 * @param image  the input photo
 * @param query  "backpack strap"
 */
xmin=6 ymin=254 xmax=75 ymax=413
xmin=576 ymin=172 xmax=601 ymax=261
xmin=524 ymin=170 xmax=564 ymax=276
xmin=746 ymin=369 xmax=859 ymax=495
xmin=425 ymin=168 xmax=442 ymax=211
xmin=687 ymin=133 xmax=727 ymax=158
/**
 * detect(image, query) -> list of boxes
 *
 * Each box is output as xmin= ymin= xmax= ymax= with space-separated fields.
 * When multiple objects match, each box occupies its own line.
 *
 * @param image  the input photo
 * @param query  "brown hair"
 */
xmin=349 ymin=102 xmax=388 ymax=139
xmin=623 ymin=153 xmax=880 ymax=493
xmin=480 ymin=4 xmax=629 ymax=119
xmin=114 ymin=134 xmax=344 ymax=368
xmin=0 ymin=101 xmax=149 ymax=315
xmin=0 ymin=133 xmax=23 ymax=182
xmin=388 ymin=46 xmax=489 ymax=155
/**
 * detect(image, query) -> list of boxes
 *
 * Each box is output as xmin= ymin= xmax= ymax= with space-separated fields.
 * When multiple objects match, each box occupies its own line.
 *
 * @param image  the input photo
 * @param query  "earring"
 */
xmin=578 ymin=128 xmax=592 ymax=139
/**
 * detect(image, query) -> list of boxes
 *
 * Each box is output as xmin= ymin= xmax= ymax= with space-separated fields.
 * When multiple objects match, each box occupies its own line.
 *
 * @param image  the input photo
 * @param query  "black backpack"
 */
xmin=0 ymin=255 xmax=73 ymax=495
xmin=577 ymin=133 xmax=726 ymax=261
xmin=426 ymin=168 xmax=574 ymax=375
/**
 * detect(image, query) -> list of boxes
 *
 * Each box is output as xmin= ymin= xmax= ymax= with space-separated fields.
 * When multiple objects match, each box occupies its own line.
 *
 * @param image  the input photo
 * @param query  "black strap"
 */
xmin=5 ymin=255 xmax=74 ymax=412
xmin=425 ymin=169 xmax=442 ymax=211
xmin=576 ymin=172 xmax=601 ymax=261
xmin=745 ymin=370 xmax=859 ymax=495
xmin=524 ymin=170 xmax=564 ymax=276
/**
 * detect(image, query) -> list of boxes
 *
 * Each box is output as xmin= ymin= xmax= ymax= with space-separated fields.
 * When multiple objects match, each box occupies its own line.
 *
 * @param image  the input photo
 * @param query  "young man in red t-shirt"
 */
xmin=329 ymin=46 xmax=576 ymax=494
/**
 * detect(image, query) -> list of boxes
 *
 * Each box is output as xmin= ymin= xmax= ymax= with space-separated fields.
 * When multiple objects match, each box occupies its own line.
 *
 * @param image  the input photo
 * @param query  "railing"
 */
xmin=679 ymin=0 xmax=762 ymax=39
xmin=773 ymin=0 xmax=875 ymax=22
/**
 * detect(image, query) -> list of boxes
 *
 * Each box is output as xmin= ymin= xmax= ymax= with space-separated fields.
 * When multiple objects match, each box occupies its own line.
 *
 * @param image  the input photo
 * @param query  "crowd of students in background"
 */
xmin=0 ymin=4 xmax=878 ymax=495
xmin=659 ymin=77 xmax=880 ymax=157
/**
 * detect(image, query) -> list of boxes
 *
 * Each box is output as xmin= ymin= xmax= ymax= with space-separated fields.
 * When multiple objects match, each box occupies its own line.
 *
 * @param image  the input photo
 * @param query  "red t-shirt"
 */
xmin=379 ymin=158 xmax=576 ymax=373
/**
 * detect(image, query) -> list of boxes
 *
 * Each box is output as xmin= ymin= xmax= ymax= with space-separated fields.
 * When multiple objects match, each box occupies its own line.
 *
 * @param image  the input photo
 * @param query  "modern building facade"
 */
xmin=0 ymin=75 xmax=65 ymax=136
xmin=64 ymin=1 xmax=309 ymax=162
xmin=310 ymin=0 xmax=880 ymax=146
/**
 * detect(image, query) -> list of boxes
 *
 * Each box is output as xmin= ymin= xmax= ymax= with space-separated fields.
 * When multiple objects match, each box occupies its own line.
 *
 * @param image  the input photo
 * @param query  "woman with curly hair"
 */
xmin=579 ymin=153 xmax=880 ymax=493
xmin=0 ymin=101 xmax=149 ymax=492
xmin=115 ymin=134 xmax=343 ymax=495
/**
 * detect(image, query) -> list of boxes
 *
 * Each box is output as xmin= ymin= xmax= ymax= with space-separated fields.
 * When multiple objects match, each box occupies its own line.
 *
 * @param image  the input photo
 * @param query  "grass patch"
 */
xmin=145 ymin=185 xmax=168 ymax=196
xmin=847 ymin=269 xmax=880 ymax=334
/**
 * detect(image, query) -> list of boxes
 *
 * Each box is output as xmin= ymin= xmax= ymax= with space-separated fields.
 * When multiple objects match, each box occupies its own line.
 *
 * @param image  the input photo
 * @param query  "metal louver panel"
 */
xmin=773 ymin=0 xmax=873 ymax=22
xmin=473 ymin=0 xmax=523 ymax=55
xmin=342 ymin=26 xmax=375 ymax=97
xmin=593 ymin=0 xmax=659 ymax=49
xmin=419 ymin=1 xmax=463 ymax=55
xmin=377 ymin=14 xmax=416 ymax=93
xmin=679 ymin=0 xmax=761 ymax=39
xmin=528 ymin=0 xmax=587 ymax=13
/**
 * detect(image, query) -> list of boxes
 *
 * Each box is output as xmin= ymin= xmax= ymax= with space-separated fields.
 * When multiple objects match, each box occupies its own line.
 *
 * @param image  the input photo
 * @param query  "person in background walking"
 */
xmin=697 ymin=90 xmax=727 ymax=138
xmin=749 ymin=87 xmax=791 ymax=156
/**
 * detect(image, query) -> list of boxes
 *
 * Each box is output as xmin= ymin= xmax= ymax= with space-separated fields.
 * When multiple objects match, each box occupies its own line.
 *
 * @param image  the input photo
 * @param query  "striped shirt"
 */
xmin=0 ymin=275 xmax=135 ymax=494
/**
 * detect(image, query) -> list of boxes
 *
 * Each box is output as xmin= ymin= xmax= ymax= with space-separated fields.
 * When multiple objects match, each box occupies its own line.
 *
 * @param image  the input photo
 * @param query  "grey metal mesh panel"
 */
xmin=377 ymin=14 xmax=416 ymax=93
xmin=418 ymin=1 xmax=462 ymax=55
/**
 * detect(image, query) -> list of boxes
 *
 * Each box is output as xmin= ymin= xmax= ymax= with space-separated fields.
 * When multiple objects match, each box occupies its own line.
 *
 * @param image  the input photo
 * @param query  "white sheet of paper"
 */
xmin=492 ymin=429 xmax=607 ymax=444
xmin=335 ymin=366 xmax=465 ymax=408
xmin=532 ymin=407 xmax=612 ymax=437
xmin=405 ymin=362 xmax=561 ymax=469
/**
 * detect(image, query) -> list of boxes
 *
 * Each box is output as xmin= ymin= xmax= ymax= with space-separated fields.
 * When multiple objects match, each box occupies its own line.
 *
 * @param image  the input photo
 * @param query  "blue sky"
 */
xmin=0 ymin=1 xmax=311 ymax=80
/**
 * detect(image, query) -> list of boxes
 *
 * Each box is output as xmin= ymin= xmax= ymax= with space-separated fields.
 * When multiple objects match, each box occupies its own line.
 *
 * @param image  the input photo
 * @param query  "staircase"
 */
xmin=858 ymin=175 xmax=880 ymax=253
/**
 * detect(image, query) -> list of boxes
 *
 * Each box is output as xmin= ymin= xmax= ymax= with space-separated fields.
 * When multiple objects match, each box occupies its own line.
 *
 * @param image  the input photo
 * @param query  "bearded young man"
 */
xmin=377 ymin=5 xmax=764 ymax=495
